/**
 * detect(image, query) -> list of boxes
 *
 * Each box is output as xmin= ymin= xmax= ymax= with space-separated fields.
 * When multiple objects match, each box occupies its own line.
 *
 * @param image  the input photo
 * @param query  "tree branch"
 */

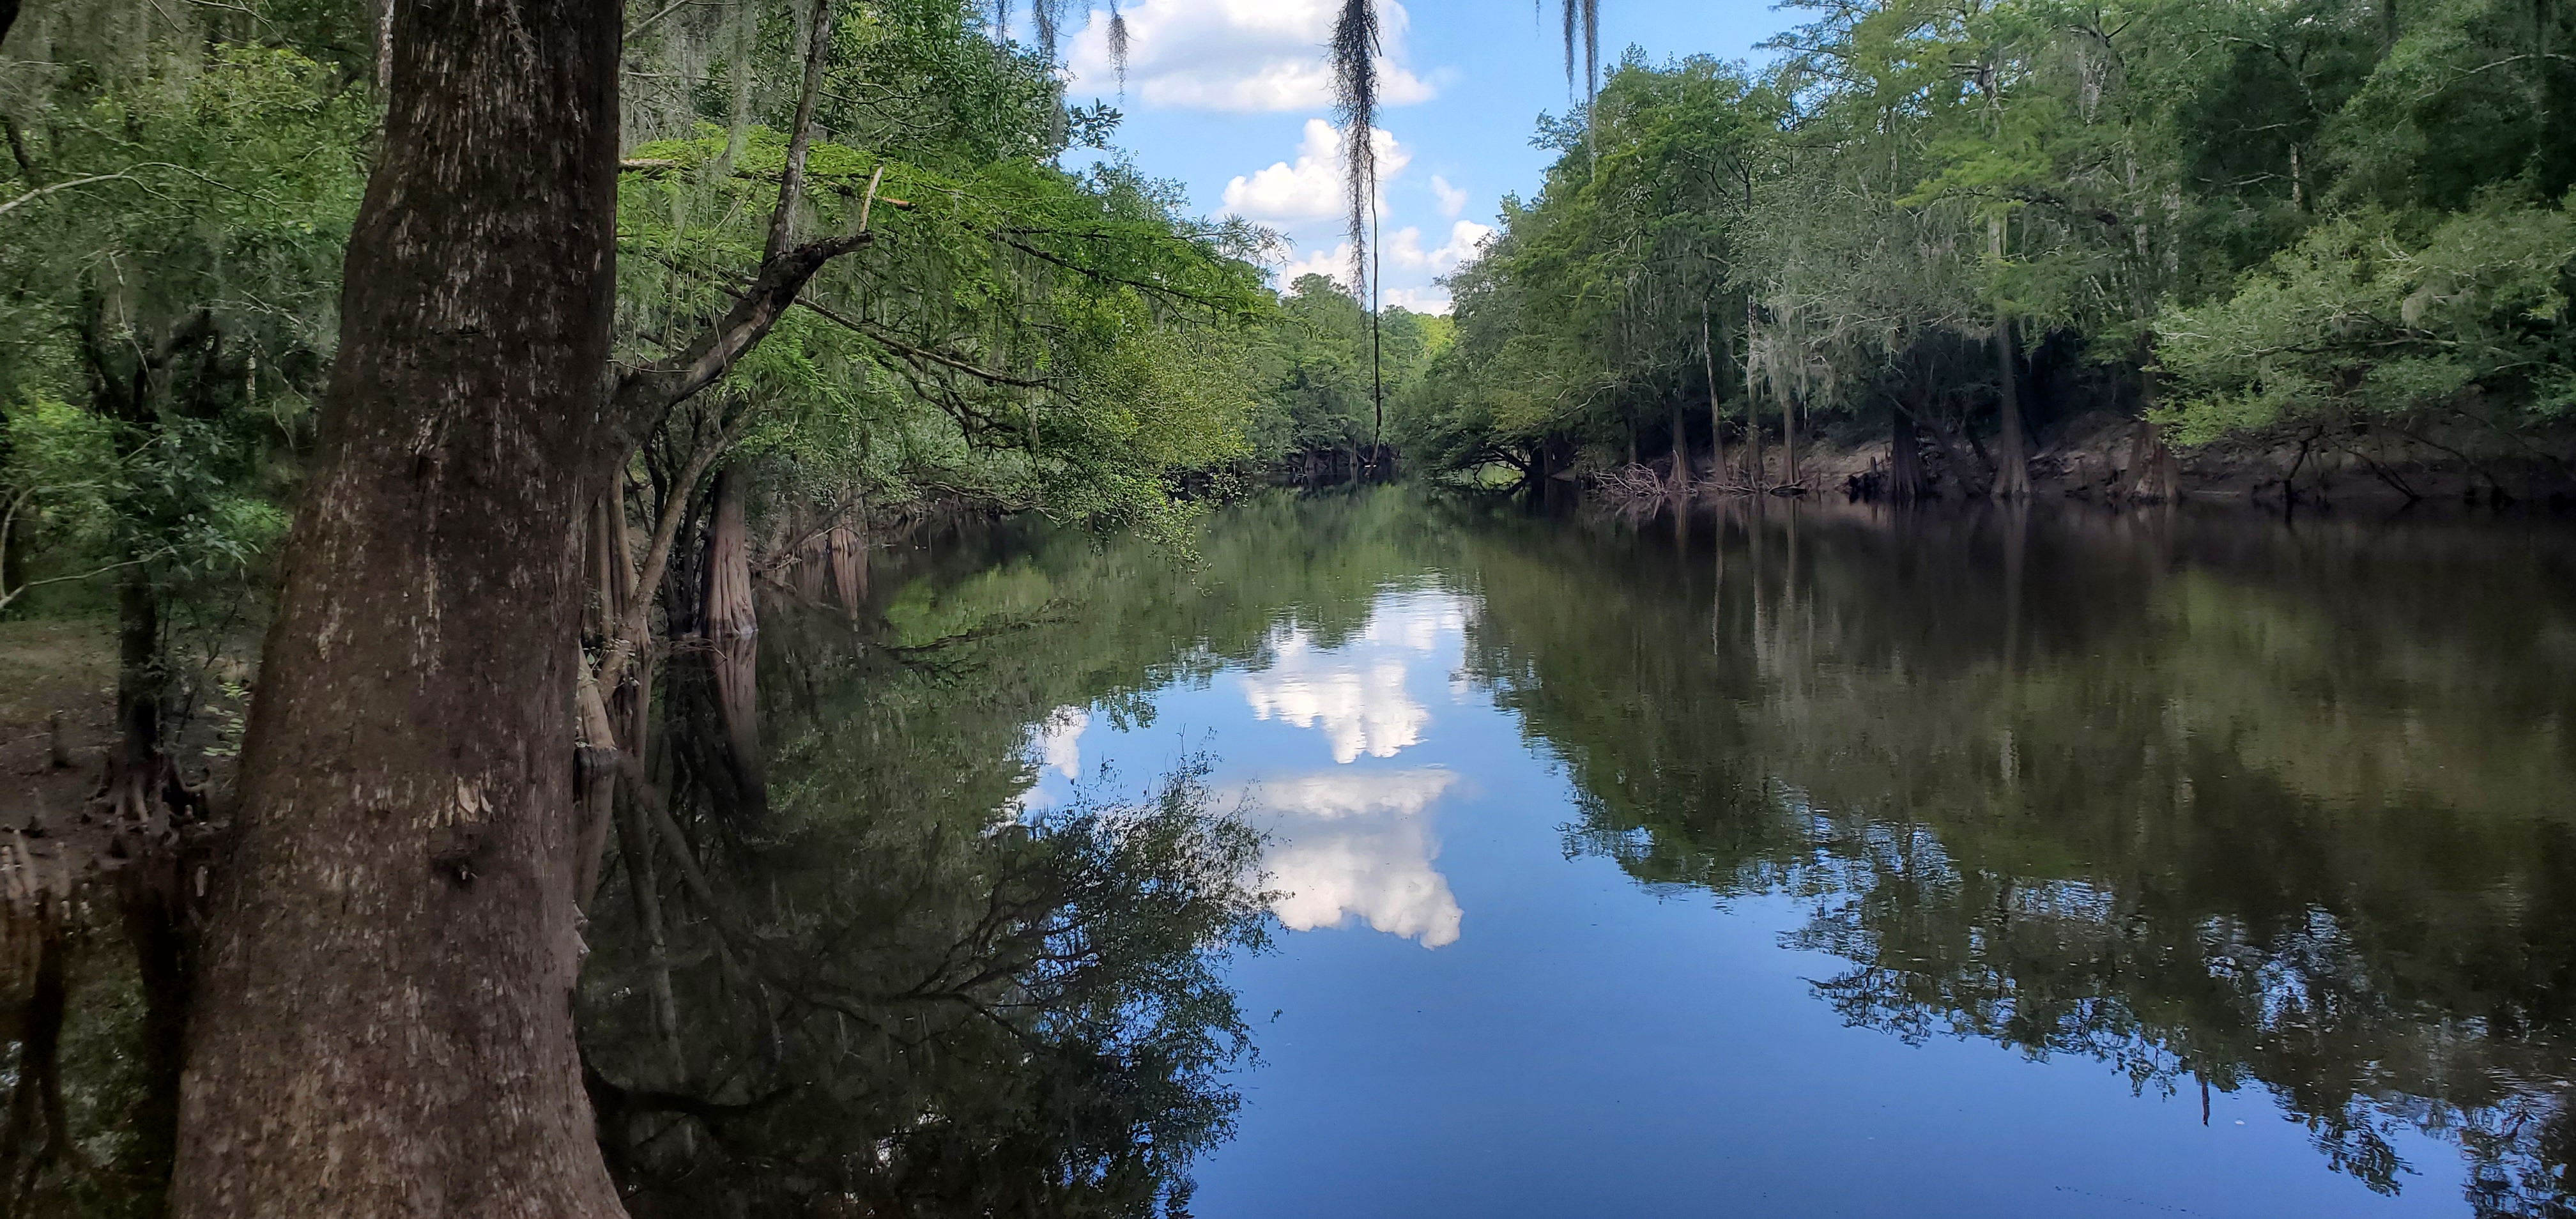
xmin=610 ymin=153 xmax=885 ymax=441
xmin=766 ymin=0 xmax=835 ymax=262
xmin=793 ymin=295 xmax=1055 ymax=389
xmin=0 ymin=172 xmax=133 ymax=219
xmin=986 ymin=231 xmax=1238 ymax=312
xmin=622 ymin=0 xmax=697 ymax=45
xmin=592 ymin=404 xmax=751 ymax=691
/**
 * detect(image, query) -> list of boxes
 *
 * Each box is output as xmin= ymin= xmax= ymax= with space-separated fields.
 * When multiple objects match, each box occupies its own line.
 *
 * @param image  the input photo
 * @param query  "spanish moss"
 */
xmin=1107 ymin=0 xmax=1130 ymax=90
xmin=1329 ymin=0 xmax=1379 ymax=296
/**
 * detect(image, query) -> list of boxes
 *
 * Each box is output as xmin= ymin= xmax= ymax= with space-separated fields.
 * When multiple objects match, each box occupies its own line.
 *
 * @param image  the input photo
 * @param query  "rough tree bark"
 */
xmin=84 ymin=309 xmax=215 ymax=816
xmin=109 ymin=568 xmax=160 ymax=786
xmin=0 ymin=907 xmax=70 ymax=1207
xmin=171 ymin=0 xmax=629 ymax=1215
xmin=1991 ymin=315 xmax=2032 ymax=499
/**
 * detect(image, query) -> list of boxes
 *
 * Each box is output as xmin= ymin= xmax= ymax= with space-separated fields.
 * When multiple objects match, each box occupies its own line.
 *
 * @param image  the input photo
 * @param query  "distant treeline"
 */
xmin=1395 ymin=0 xmax=2576 ymax=501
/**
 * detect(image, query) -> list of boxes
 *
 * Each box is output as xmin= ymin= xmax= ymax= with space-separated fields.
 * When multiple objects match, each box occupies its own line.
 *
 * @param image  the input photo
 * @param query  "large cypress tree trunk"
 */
xmin=2128 ymin=334 xmax=2179 ymax=502
xmin=110 ymin=569 xmax=160 ymax=786
xmin=698 ymin=464 xmax=765 ymax=816
xmin=1991 ymin=315 xmax=2032 ymax=499
xmin=172 ymin=0 xmax=626 ymax=1214
xmin=1889 ymin=393 xmax=1928 ymax=503
xmin=826 ymin=517 xmax=865 ymax=613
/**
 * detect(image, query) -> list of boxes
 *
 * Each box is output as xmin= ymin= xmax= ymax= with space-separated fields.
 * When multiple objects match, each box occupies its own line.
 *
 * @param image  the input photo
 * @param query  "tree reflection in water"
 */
xmin=579 ymin=516 xmax=1287 ymax=1218
xmin=567 ymin=487 xmax=2576 ymax=1216
xmin=1483 ymin=498 xmax=2576 ymax=1216
xmin=576 ymin=491 xmax=1453 ymax=1216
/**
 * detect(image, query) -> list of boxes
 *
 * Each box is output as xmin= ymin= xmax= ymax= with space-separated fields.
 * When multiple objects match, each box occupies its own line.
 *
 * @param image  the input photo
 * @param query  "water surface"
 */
xmin=893 ymin=490 xmax=2576 ymax=1217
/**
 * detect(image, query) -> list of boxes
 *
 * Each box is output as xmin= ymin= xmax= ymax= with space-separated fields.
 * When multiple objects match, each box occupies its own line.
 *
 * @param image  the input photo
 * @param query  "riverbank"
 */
xmin=1595 ymin=409 xmax=2576 ymax=511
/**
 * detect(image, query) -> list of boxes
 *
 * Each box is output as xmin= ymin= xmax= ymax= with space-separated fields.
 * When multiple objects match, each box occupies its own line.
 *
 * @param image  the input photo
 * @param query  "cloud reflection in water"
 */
xmin=1238 ymin=595 xmax=1463 ymax=764
xmin=1245 ymin=768 xmax=1462 ymax=947
xmin=1233 ymin=594 xmax=1475 ymax=947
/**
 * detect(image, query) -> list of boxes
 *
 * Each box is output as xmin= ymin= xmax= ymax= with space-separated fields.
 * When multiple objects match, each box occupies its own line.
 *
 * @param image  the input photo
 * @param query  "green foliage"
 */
xmin=1 ymin=40 xmax=365 ymax=611
xmin=3 ymin=394 xmax=116 ymax=552
xmin=2157 ymin=197 xmax=2576 ymax=441
xmin=1404 ymin=54 xmax=1774 ymax=475
xmin=1245 ymin=274 xmax=1443 ymax=464
xmin=1411 ymin=0 xmax=2576 ymax=475
xmin=614 ymin=120 xmax=1269 ymax=528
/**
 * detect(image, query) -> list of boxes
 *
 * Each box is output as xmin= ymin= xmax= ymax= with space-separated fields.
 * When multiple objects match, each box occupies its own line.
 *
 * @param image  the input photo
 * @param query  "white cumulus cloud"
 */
xmin=1381 ymin=286 xmax=1452 ymax=314
xmin=1276 ymin=241 xmax=1357 ymax=291
xmin=1064 ymin=0 xmax=1436 ymax=112
xmin=1430 ymin=174 xmax=1467 ymax=219
xmin=1034 ymin=705 xmax=1088 ymax=781
xmin=1222 ymin=119 xmax=1412 ymax=222
xmin=1257 ymin=768 xmax=1456 ymax=819
xmin=1360 ymin=597 xmax=1468 ymax=650
xmin=1385 ymin=220 xmax=1494 ymax=272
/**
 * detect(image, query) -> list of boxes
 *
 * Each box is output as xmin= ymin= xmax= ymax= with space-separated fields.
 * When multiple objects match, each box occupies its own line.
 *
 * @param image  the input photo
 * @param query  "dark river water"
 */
xmin=758 ymin=488 xmax=2576 ymax=1217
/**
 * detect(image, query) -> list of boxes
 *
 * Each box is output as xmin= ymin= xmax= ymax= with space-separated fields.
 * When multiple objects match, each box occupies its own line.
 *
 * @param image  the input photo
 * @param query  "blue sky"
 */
xmin=1045 ymin=0 xmax=1797 ymax=311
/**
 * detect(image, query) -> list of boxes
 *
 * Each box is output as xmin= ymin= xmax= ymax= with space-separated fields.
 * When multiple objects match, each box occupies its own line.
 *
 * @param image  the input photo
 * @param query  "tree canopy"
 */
xmin=1397 ymin=0 xmax=2576 ymax=494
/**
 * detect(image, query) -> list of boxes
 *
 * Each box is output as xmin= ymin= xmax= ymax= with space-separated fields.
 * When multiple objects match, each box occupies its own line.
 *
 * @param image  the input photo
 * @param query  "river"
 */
xmin=730 ymin=487 xmax=2576 ymax=1217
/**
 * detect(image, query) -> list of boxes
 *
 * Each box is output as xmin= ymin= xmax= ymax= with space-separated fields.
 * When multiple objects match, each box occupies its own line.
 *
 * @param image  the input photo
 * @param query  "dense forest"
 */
xmin=1397 ymin=0 xmax=2576 ymax=505
xmin=0 ymin=0 xmax=1428 ymax=1213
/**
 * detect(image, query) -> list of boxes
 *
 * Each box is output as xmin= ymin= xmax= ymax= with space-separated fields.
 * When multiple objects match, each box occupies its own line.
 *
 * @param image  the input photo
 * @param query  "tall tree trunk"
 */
xmin=1782 ymin=390 xmax=1801 ymax=489
xmin=111 ymin=568 xmax=160 ymax=786
xmin=699 ymin=464 xmax=763 ymax=817
xmin=1669 ymin=400 xmax=1692 ymax=493
xmin=118 ymin=863 xmax=193 ymax=1218
xmin=1991 ymin=315 xmax=2031 ymax=499
xmin=1744 ymin=385 xmax=1765 ymax=493
xmin=2129 ymin=417 xmax=2179 ymax=502
xmin=1708 ymin=502 xmax=1726 ymax=653
xmin=0 ymin=921 xmax=69 ymax=1202
xmin=826 ymin=518 xmax=864 ymax=615
xmin=1703 ymin=312 xmax=1727 ymax=485
xmin=1889 ymin=392 xmax=1928 ymax=503
xmin=615 ymin=782 xmax=686 ymax=1080
xmin=2129 ymin=335 xmax=2179 ymax=501
xmin=173 ymin=0 xmax=627 ymax=1214
xmin=1744 ymin=297 xmax=1763 ymax=491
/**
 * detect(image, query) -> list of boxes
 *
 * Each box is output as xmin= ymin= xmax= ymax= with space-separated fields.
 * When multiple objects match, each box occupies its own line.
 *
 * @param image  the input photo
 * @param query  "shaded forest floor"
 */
xmin=0 ymin=618 xmax=113 ymax=818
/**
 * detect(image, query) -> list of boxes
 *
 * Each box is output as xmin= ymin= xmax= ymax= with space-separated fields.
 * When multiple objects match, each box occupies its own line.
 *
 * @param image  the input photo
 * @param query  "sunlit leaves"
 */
xmin=2156 ymin=197 xmax=2576 ymax=440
